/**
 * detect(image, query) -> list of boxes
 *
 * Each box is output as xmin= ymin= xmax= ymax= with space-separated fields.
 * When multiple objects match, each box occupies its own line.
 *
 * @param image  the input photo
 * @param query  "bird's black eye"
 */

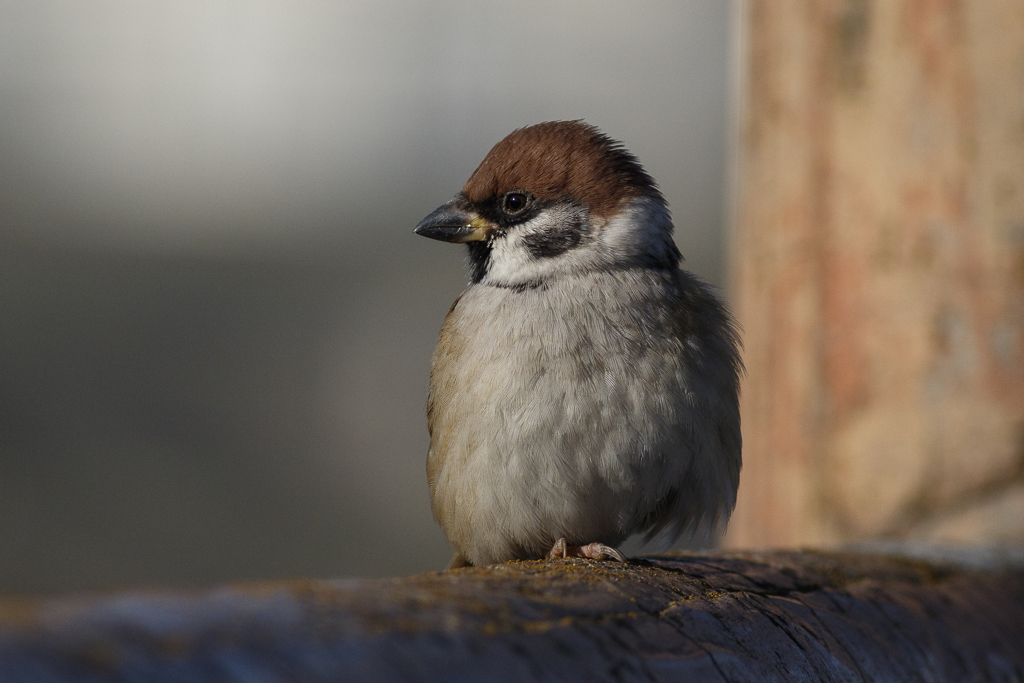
xmin=502 ymin=192 xmax=529 ymax=214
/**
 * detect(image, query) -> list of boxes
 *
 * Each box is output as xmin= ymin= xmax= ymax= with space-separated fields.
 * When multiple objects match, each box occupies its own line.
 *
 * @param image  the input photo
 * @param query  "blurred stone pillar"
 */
xmin=726 ymin=0 xmax=1024 ymax=547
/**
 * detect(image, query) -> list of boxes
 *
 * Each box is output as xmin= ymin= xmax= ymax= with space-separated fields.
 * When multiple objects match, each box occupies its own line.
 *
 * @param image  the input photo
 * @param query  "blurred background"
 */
xmin=726 ymin=2 xmax=1024 ymax=553
xmin=0 ymin=1 xmax=733 ymax=593
xmin=4 ymin=1 xmax=1023 ymax=597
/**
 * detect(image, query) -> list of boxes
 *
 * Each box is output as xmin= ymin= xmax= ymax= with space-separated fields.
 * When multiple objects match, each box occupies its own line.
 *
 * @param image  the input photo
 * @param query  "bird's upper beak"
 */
xmin=414 ymin=198 xmax=492 ymax=243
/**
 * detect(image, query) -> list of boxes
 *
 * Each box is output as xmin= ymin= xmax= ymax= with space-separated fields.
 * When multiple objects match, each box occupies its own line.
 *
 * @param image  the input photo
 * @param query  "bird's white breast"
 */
xmin=427 ymin=268 xmax=734 ymax=566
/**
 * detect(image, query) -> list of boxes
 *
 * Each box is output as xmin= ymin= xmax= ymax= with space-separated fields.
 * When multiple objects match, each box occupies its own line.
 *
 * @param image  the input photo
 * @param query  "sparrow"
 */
xmin=415 ymin=121 xmax=741 ymax=568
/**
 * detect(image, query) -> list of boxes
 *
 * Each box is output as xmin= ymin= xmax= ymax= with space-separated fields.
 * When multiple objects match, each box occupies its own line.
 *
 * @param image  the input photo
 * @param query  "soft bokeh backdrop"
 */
xmin=726 ymin=0 xmax=1024 ymax=551
xmin=0 ymin=1 xmax=733 ymax=593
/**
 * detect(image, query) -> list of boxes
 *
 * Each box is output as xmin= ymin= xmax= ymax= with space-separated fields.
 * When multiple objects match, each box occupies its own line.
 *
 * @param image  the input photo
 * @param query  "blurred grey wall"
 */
xmin=0 ymin=0 xmax=732 ymax=593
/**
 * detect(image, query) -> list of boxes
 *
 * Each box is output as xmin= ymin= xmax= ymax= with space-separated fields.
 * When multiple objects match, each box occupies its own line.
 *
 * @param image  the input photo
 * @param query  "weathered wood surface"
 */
xmin=0 ymin=550 xmax=1022 ymax=682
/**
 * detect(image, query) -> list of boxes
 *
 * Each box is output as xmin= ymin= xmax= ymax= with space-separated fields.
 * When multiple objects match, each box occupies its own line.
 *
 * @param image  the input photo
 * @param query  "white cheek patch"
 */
xmin=482 ymin=196 xmax=677 ymax=288
xmin=486 ymin=232 xmax=539 ymax=285
xmin=484 ymin=206 xmax=592 ymax=286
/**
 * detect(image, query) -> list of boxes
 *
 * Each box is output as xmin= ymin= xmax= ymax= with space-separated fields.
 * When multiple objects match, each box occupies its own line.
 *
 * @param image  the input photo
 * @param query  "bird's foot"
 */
xmin=548 ymin=537 xmax=626 ymax=563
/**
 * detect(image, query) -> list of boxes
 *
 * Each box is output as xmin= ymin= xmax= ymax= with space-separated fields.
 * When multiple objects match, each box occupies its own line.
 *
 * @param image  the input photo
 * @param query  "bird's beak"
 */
xmin=414 ymin=199 xmax=492 ymax=243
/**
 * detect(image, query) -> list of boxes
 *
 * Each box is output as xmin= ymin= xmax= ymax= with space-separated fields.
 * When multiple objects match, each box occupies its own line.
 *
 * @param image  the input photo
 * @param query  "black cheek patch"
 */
xmin=521 ymin=218 xmax=585 ymax=259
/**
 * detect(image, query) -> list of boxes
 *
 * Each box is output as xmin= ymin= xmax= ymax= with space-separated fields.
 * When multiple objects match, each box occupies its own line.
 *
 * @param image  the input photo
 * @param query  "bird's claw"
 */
xmin=548 ymin=537 xmax=626 ymax=562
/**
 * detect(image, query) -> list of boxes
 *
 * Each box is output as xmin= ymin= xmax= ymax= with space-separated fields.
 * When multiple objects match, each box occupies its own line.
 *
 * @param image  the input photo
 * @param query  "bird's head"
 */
xmin=415 ymin=121 xmax=681 ymax=288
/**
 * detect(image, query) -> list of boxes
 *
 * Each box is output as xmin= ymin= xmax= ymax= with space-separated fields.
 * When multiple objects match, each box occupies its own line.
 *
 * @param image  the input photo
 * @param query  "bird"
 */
xmin=414 ymin=121 xmax=741 ymax=568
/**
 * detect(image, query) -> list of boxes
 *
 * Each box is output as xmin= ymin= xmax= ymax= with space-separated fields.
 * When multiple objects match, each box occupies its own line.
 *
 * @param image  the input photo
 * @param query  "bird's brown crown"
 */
xmin=462 ymin=121 xmax=662 ymax=219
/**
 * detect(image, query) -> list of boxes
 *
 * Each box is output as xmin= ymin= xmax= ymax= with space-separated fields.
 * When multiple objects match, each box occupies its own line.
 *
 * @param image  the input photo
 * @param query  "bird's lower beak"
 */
xmin=414 ymin=199 xmax=491 ymax=243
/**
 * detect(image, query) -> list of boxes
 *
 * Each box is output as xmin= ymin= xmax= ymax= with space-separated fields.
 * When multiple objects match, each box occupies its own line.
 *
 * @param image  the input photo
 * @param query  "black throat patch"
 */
xmin=466 ymin=241 xmax=492 ymax=284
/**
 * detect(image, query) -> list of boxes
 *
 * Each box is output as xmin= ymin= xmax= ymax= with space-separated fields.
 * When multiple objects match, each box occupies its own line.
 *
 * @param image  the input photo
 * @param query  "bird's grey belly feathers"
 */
xmin=426 ymin=267 xmax=740 ymax=567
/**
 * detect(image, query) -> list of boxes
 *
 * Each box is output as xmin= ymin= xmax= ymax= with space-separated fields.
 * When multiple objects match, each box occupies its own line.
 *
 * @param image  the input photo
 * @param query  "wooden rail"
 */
xmin=1 ymin=549 xmax=1022 ymax=682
